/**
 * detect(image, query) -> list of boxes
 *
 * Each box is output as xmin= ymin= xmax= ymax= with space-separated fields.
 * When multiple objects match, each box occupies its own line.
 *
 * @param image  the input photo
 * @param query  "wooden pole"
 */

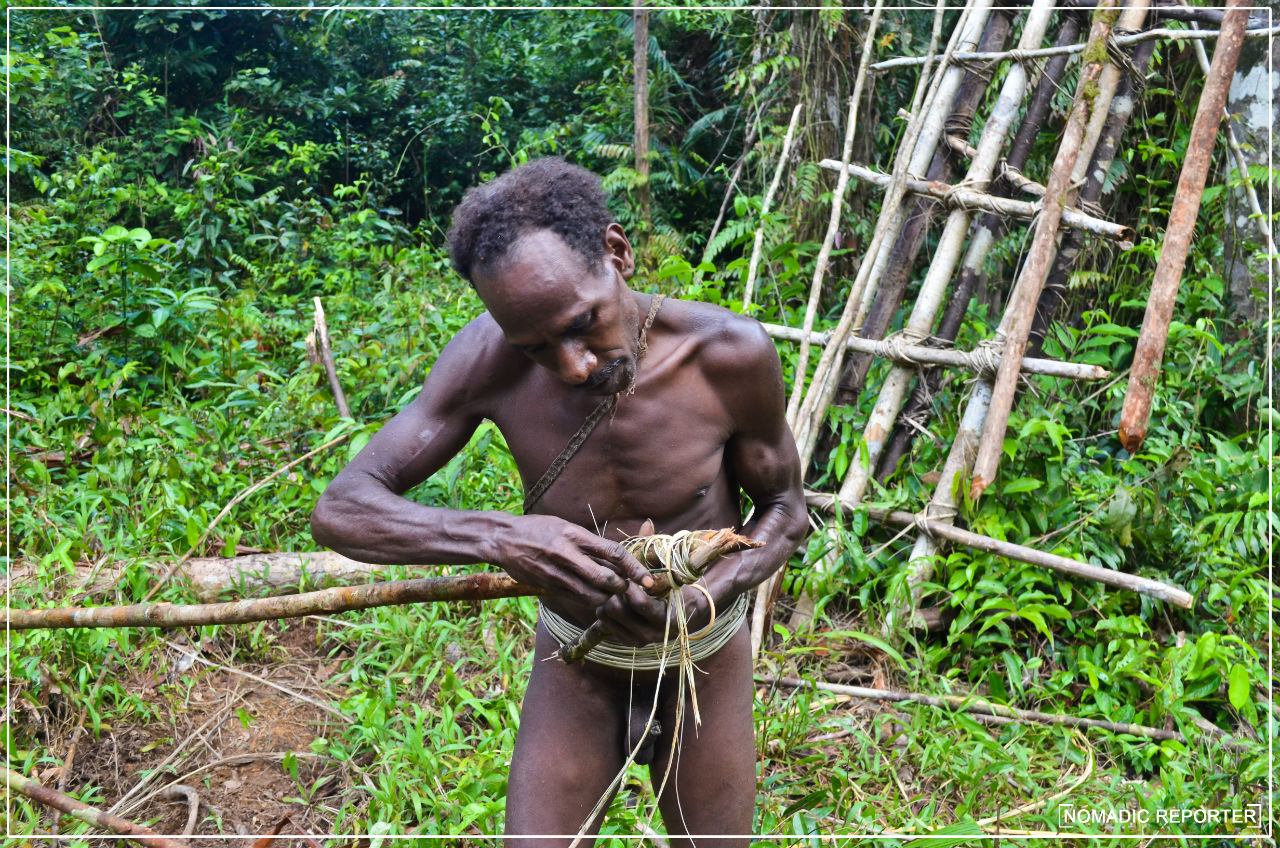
xmin=816 ymin=161 xmax=1135 ymax=243
xmin=743 ymin=102 xmax=803 ymax=311
xmin=633 ymin=1 xmax=652 ymax=248
xmin=1119 ymin=0 xmax=1255 ymax=453
xmin=760 ymin=322 xmax=1110 ymax=381
xmin=307 ymin=297 xmax=351 ymax=420
xmin=805 ymin=492 xmax=1194 ymax=608
xmin=970 ymin=0 xmax=1138 ymax=502
xmin=4 ymin=766 xmax=192 ymax=848
xmin=759 ymin=676 xmax=1189 ymax=743
xmin=869 ymin=23 xmax=1279 ymax=70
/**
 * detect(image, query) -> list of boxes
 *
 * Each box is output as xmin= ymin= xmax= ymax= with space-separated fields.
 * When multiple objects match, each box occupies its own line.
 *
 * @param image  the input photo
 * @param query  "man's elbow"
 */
xmin=309 ymin=490 xmax=346 ymax=550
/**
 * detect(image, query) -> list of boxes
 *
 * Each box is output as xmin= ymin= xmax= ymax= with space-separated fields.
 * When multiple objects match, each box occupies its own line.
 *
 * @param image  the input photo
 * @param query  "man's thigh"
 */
xmin=506 ymin=621 xmax=627 ymax=846
xmin=650 ymin=622 xmax=755 ymax=846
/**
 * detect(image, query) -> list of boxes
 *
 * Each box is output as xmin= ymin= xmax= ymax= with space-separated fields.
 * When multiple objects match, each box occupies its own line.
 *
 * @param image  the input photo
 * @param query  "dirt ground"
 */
xmin=17 ymin=620 xmax=359 ymax=844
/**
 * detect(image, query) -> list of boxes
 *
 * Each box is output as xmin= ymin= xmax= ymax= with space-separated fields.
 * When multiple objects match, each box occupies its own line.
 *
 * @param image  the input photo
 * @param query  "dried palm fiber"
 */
xmin=834 ymin=10 xmax=1013 ymax=407
xmin=876 ymin=15 xmax=1084 ymax=482
xmin=884 ymin=0 xmax=1154 ymax=635
xmin=757 ymin=0 xmax=992 ymax=656
xmin=742 ymin=102 xmax=804 ymax=310
xmin=559 ymin=529 xmax=760 ymax=848
xmin=970 ymin=0 xmax=1152 ymax=500
xmin=837 ymin=0 xmax=1060 ymax=511
xmin=546 ymin=528 xmax=761 ymax=666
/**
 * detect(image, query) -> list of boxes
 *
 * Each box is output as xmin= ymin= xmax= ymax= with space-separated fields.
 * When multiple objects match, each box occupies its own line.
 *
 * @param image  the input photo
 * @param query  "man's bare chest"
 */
xmin=490 ymin=369 xmax=738 ymax=532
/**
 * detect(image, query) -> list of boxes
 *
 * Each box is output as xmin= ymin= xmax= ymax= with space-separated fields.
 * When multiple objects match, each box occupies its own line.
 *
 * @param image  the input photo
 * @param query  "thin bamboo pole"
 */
xmin=760 ymin=322 xmax=1109 ymax=380
xmin=806 ymin=492 xmax=1194 ymax=608
xmin=970 ymin=0 xmax=1144 ymax=502
xmin=816 ymin=160 xmax=1135 ymax=243
xmin=759 ymin=676 xmax=1190 ymax=743
xmin=4 ymin=766 xmax=192 ymax=848
xmin=307 ymin=298 xmax=351 ymax=419
xmin=869 ymin=23 xmax=1280 ymax=70
xmin=838 ymin=0 xmax=1062 ymax=510
xmin=785 ymin=0 xmax=885 ymax=423
xmin=743 ymin=102 xmax=804 ymax=311
xmin=1119 ymin=0 xmax=1253 ymax=453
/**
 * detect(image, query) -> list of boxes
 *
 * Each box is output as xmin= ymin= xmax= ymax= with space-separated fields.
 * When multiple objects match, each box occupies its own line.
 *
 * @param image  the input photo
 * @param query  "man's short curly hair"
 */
xmin=447 ymin=158 xmax=614 ymax=283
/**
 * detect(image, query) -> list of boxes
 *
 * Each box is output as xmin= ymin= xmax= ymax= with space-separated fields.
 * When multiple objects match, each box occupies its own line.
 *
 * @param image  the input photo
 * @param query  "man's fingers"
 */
xmin=578 ymin=534 xmax=654 ymax=590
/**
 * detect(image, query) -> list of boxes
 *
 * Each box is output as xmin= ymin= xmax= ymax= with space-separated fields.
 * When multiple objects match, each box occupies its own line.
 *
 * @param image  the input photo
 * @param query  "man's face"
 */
xmin=472 ymin=228 xmax=637 ymax=395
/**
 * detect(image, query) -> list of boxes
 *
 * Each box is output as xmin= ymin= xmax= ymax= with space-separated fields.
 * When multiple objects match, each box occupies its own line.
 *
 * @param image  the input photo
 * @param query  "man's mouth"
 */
xmin=584 ymin=358 xmax=629 ymax=392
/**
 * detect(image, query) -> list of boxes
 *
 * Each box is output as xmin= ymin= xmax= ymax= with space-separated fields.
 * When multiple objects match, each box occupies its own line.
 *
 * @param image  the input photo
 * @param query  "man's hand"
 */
xmin=592 ymin=579 xmax=716 ymax=646
xmin=493 ymin=514 xmax=654 ymax=609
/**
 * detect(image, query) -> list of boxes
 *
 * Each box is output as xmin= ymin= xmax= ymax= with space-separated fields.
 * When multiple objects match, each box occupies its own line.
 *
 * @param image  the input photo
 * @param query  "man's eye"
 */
xmin=514 ymin=343 xmax=545 ymax=355
xmin=568 ymin=312 xmax=595 ymax=333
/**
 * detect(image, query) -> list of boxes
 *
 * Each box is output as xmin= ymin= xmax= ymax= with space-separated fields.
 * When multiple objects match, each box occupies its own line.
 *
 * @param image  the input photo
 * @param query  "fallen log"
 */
xmin=3 ymin=766 xmax=191 ymax=848
xmin=759 ymin=675 xmax=1188 ymax=743
xmin=805 ymin=491 xmax=1194 ymax=609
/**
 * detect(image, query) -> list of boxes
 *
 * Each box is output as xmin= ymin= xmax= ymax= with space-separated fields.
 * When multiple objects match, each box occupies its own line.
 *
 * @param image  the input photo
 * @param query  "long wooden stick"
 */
xmin=816 ymin=160 xmax=1135 ymax=244
xmin=969 ymin=1 xmax=1137 ymax=502
xmin=869 ymin=24 xmax=1280 ymax=70
xmin=4 ymin=766 xmax=192 ymax=848
xmin=1119 ymin=0 xmax=1254 ymax=453
xmin=758 ymin=676 xmax=1187 ymax=743
xmin=307 ymin=297 xmax=351 ymax=419
xmin=805 ymin=491 xmax=1194 ymax=608
xmin=742 ymin=102 xmax=803 ymax=311
xmin=6 ymin=572 xmax=540 ymax=630
xmin=761 ymin=323 xmax=1109 ymax=380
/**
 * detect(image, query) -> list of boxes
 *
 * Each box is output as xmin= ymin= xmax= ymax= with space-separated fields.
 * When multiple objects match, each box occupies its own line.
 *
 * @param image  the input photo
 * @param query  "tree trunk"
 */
xmin=633 ymin=2 xmax=652 ymax=256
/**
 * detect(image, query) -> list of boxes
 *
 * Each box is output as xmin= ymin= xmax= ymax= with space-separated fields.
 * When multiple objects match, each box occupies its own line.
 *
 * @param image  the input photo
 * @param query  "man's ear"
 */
xmin=603 ymin=223 xmax=635 ymax=279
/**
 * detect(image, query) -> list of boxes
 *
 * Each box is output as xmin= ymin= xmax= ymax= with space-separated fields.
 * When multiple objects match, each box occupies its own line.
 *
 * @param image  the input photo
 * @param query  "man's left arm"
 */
xmin=700 ymin=319 xmax=809 ymax=607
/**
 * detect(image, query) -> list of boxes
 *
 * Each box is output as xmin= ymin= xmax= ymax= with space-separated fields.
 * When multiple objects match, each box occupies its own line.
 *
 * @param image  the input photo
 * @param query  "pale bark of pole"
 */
xmin=760 ymin=322 xmax=1109 ymax=380
xmin=869 ymin=23 xmax=1280 ymax=70
xmin=877 ymin=16 xmax=1083 ymax=482
xmin=839 ymin=0 xmax=1060 ymax=510
xmin=791 ymin=0 xmax=993 ymax=461
xmin=815 ymin=161 xmax=1136 ymax=243
xmin=759 ymin=675 xmax=1189 ymax=743
xmin=1118 ymin=0 xmax=1253 ymax=453
xmin=4 ymin=766 xmax=192 ymax=848
xmin=309 ymin=297 xmax=351 ymax=420
xmin=634 ymin=3 xmax=652 ymax=241
xmin=836 ymin=11 xmax=1013 ymax=405
xmin=743 ymin=102 xmax=804 ymax=311
xmin=970 ymin=0 xmax=1138 ymax=502
xmin=806 ymin=492 xmax=1194 ymax=608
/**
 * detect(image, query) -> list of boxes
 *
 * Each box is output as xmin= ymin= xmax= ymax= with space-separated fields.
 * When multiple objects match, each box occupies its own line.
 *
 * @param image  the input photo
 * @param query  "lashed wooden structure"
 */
xmin=751 ymin=0 xmax=1266 ymax=651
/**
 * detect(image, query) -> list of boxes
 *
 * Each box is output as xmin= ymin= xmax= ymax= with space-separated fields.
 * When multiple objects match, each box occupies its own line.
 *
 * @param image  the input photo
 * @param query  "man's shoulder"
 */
xmin=662 ymin=298 xmax=776 ymax=371
xmin=426 ymin=311 xmax=527 ymax=401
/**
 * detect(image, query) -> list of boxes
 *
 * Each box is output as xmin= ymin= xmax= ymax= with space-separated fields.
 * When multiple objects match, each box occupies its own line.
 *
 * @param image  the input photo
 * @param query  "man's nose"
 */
xmin=556 ymin=340 xmax=597 ymax=385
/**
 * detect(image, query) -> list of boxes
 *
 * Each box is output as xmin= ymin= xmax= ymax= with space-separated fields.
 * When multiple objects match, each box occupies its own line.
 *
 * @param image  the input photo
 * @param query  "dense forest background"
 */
xmin=6 ymin=3 xmax=1275 ymax=842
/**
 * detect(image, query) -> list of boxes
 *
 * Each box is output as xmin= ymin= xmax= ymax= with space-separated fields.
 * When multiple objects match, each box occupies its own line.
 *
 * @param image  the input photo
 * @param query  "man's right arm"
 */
xmin=309 ymin=317 xmax=651 ymax=602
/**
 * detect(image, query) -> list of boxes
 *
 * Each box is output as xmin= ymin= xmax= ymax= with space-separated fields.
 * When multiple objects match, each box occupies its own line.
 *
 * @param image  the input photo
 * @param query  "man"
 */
xmin=311 ymin=157 xmax=807 ymax=844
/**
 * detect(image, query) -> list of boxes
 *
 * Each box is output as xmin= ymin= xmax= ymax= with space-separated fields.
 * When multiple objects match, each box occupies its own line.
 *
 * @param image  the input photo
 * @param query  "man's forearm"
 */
xmin=704 ymin=499 xmax=806 ymax=603
xmin=311 ymin=483 xmax=515 ymax=566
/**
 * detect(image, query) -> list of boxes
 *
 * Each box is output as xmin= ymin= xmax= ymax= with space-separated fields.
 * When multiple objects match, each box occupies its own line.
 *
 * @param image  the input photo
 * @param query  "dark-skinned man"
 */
xmin=311 ymin=157 xmax=807 ymax=845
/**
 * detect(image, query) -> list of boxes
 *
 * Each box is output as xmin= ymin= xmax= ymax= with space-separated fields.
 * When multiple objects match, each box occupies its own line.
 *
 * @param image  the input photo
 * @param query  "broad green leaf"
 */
xmin=1228 ymin=663 xmax=1250 ymax=710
